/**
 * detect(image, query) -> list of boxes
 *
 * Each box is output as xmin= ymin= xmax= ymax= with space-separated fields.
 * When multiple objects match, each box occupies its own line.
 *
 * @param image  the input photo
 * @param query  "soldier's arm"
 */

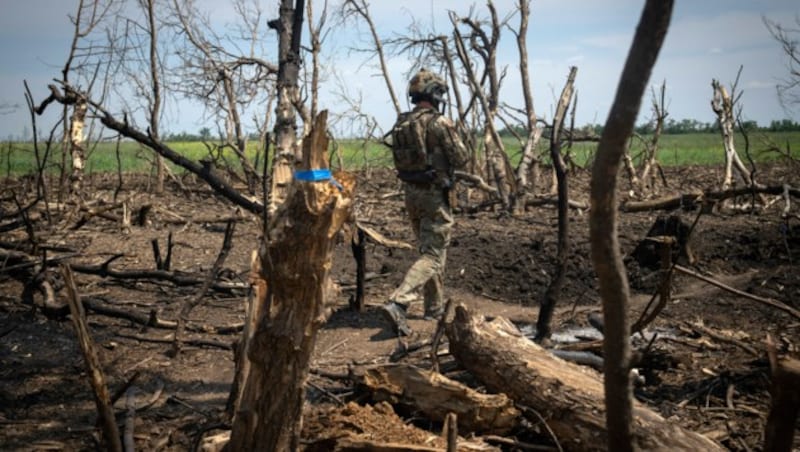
xmin=431 ymin=115 xmax=469 ymax=170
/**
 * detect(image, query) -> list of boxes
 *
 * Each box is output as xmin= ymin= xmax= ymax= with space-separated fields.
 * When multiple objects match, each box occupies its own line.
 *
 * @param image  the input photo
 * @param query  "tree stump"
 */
xmin=228 ymin=111 xmax=355 ymax=451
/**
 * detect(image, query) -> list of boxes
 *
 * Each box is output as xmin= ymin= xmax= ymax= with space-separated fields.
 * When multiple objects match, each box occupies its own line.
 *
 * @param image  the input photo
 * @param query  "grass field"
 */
xmin=1 ymin=131 xmax=798 ymax=177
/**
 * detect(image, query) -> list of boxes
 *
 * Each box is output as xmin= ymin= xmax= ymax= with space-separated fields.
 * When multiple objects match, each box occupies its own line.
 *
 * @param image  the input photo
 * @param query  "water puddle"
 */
xmin=518 ymin=324 xmax=679 ymax=345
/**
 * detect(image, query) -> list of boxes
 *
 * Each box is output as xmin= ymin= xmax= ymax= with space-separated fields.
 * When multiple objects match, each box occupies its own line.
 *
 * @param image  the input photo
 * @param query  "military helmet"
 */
xmin=407 ymin=68 xmax=448 ymax=105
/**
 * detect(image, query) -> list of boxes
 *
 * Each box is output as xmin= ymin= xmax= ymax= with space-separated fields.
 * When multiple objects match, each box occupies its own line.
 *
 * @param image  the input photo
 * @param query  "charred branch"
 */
xmin=36 ymin=83 xmax=264 ymax=215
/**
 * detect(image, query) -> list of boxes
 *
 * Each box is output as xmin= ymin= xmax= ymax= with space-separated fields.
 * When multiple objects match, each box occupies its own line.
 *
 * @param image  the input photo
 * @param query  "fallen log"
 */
xmin=62 ymin=265 xmax=123 ymax=452
xmin=83 ymin=296 xmax=243 ymax=334
xmin=445 ymin=305 xmax=724 ymax=451
xmin=620 ymin=184 xmax=800 ymax=213
xmin=352 ymin=363 xmax=519 ymax=434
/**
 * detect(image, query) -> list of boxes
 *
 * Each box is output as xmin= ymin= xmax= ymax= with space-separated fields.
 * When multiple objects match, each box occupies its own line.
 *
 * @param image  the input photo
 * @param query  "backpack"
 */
xmin=389 ymin=110 xmax=437 ymax=173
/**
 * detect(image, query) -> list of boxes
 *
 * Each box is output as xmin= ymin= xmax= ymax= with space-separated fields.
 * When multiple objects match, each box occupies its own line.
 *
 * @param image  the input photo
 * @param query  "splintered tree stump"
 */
xmin=228 ymin=111 xmax=355 ymax=451
xmin=352 ymin=363 xmax=519 ymax=434
xmin=445 ymin=305 xmax=724 ymax=451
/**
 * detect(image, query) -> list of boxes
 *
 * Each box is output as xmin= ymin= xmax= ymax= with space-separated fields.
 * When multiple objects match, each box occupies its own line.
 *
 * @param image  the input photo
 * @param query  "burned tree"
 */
xmin=228 ymin=112 xmax=354 ymax=450
xmin=534 ymin=66 xmax=577 ymax=341
xmin=339 ymin=0 xmax=402 ymax=117
xmin=143 ymin=0 xmax=165 ymax=194
xmin=450 ymin=4 xmax=516 ymax=210
xmin=511 ymin=0 xmax=545 ymax=209
xmin=32 ymin=1 xmax=358 ymax=449
xmin=170 ymin=0 xmax=277 ymax=195
xmin=711 ymin=69 xmax=757 ymax=192
xmin=622 ymin=81 xmax=669 ymax=198
xmin=59 ymin=0 xmax=116 ymax=200
xmin=590 ymin=1 xmax=674 ymax=450
xmin=67 ymin=95 xmax=88 ymax=196
xmin=764 ymin=16 xmax=800 ymax=111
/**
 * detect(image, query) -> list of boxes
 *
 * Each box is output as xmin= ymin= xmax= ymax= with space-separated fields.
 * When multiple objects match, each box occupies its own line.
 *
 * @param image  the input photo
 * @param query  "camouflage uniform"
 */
xmin=382 ymin=89 xmax=468 ymax=335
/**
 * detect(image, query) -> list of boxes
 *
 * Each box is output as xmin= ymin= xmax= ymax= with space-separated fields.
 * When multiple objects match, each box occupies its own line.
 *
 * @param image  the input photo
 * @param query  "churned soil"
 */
xmin=1 ymin=161 xmax=798 ymax=450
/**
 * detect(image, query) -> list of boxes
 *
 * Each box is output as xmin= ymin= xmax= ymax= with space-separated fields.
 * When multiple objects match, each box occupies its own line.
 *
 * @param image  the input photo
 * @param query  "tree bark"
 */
xmin=62 ymin=265 xmax=123 ymax=452
xmin=451 ymin=8 xmax=515 ymax=210
xmin=144 ymin=0 xmax=165 ymax=195
xmin=446 ymin=305 xmax=724 ymax=451
xmin=711 ymin=77 xmax=754 ymax=191
xmin=589 ymin=2 xmax=674 ymax=450
xmin=68 ymin=98 xmax=87 ymax=196
xmin=620 ymin=184 xmax=800 ymax=212
xmin=535 ymin=66 xmax=576 ymax=341
xmin=341 ymin=0 xmax=401 ymax=116
xmin=228 ymin=111 xmax=354 ymax=451
xmin=513 ymin=0 xmax=544 ymax=207
xmin=269 ymin=0 xmax=305 ymax=215
xmin=352 ymin=363 xmax=519 ymax=435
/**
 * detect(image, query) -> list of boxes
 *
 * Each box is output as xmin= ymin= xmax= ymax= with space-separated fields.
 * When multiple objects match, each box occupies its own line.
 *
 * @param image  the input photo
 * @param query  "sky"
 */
xmin=0 ymin=0 xmax=797 ymax=140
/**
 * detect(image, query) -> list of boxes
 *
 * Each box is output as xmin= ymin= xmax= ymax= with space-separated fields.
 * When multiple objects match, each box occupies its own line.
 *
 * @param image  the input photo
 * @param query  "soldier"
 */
xmin=381 ymin=68 xmax=469 ymax=336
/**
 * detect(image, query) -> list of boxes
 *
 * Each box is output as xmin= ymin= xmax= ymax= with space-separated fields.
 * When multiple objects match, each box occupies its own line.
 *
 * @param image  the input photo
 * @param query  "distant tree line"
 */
xmin=499 ymin=118 xmax=800 ymax=138
xmin=164 ymin=127 xmax=261 ymax=142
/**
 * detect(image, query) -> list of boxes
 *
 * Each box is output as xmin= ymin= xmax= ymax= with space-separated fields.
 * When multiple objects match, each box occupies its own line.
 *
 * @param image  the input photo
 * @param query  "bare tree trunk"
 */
xmin=60 ymin=0 xmax=100 ymax=202
xmin=306 ymin=0 xmax=326 ymax=121
xmin=438 ymin=35 xmax=477 ymax=171
xmin=145 ymin=0 xmax=165 ymax=194
xmin=535 ymin=66 xmax=576 ymax=341
xmin=711 ymin=77 xmax=753 ymax=191
xmin=622 ymin=82 xmax=668 ymax=198
xmin=226 ymin=250 xmax=265 ymax=420
xmin=622 ymin=140 xmax=640 ymax=193
xmin=589 ymin=1 xmax=673 ymax=451
xmin=228 ymin=111 xmax=354 ymax=451
xmin=639 ymin=82 xmax=668 ymax=193
xmin=451 ymin=9 xmax=514 ymax=209
xmin=513 ymin=0 xmax=544 ymax=207
xmin=269 ymin=0 xmax=305 ymax=215
xmin=341 ymin=0 xmax=401 ymax=116
xmin=221 ymin=72 xmax=259 ymax=194
xmin=68 ymin=98 xmax=87 ymax=196
xmin=62 ymin=265 xmax=123 ymax=452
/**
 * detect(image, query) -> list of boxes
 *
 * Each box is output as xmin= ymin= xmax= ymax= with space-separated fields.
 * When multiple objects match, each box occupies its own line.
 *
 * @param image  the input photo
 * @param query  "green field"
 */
xmin=1 ymin=131 xmax=798 ymax=177
xmin=504 ymin=131 xmax=800 ymax=167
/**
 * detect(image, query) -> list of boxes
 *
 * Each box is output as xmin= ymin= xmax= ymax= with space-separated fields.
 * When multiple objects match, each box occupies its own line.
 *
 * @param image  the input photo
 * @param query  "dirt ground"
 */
xmin=1 ymin=161 xmax=799 ymax=451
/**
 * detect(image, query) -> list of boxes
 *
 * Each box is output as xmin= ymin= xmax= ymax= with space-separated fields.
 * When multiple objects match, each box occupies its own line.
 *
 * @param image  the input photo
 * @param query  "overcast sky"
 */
xmin=0 ymin=0 xmax=797 ymax=139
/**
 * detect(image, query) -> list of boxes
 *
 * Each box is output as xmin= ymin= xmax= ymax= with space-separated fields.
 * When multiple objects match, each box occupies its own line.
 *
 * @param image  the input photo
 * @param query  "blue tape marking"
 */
xmin=294 ymin=168 xmax=343 ymax=191
xmin=294 ymin=169 xmax=332 ymax=181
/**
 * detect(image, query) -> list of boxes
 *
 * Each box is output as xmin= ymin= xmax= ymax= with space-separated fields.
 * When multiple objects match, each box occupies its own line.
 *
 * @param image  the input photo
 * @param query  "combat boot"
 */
xmin=423 ymin=305 xmax=444 ymax=321
xmin=381 ymin=301 xmax=412 ymax=336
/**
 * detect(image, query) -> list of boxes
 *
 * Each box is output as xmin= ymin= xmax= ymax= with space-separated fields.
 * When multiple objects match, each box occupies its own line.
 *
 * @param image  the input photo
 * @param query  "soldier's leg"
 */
xmin=388 ymin=191 xmax=424 ymax=305
xmin=422 ymin=253 xmax=445 ymax=318
xmin=391 ymin=188 xmax=451 ymax=307
xmin=382 ymin=187 xmax=422 ymax=336
xmin=383 ymin=187 xmax=451 ymax=335
xmin=422 ymin=203 xmax=451 ymax=318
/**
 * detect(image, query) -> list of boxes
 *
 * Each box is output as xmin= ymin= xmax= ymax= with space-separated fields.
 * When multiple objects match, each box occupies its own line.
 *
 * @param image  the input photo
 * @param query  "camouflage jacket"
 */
xmin=389 ymin=106 xmax=468 ymax=186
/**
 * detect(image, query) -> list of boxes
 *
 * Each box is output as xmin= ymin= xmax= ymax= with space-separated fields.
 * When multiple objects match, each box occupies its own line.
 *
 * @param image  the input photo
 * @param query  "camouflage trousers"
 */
xmin=389 ymin=183 xmax=453 ymax=316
